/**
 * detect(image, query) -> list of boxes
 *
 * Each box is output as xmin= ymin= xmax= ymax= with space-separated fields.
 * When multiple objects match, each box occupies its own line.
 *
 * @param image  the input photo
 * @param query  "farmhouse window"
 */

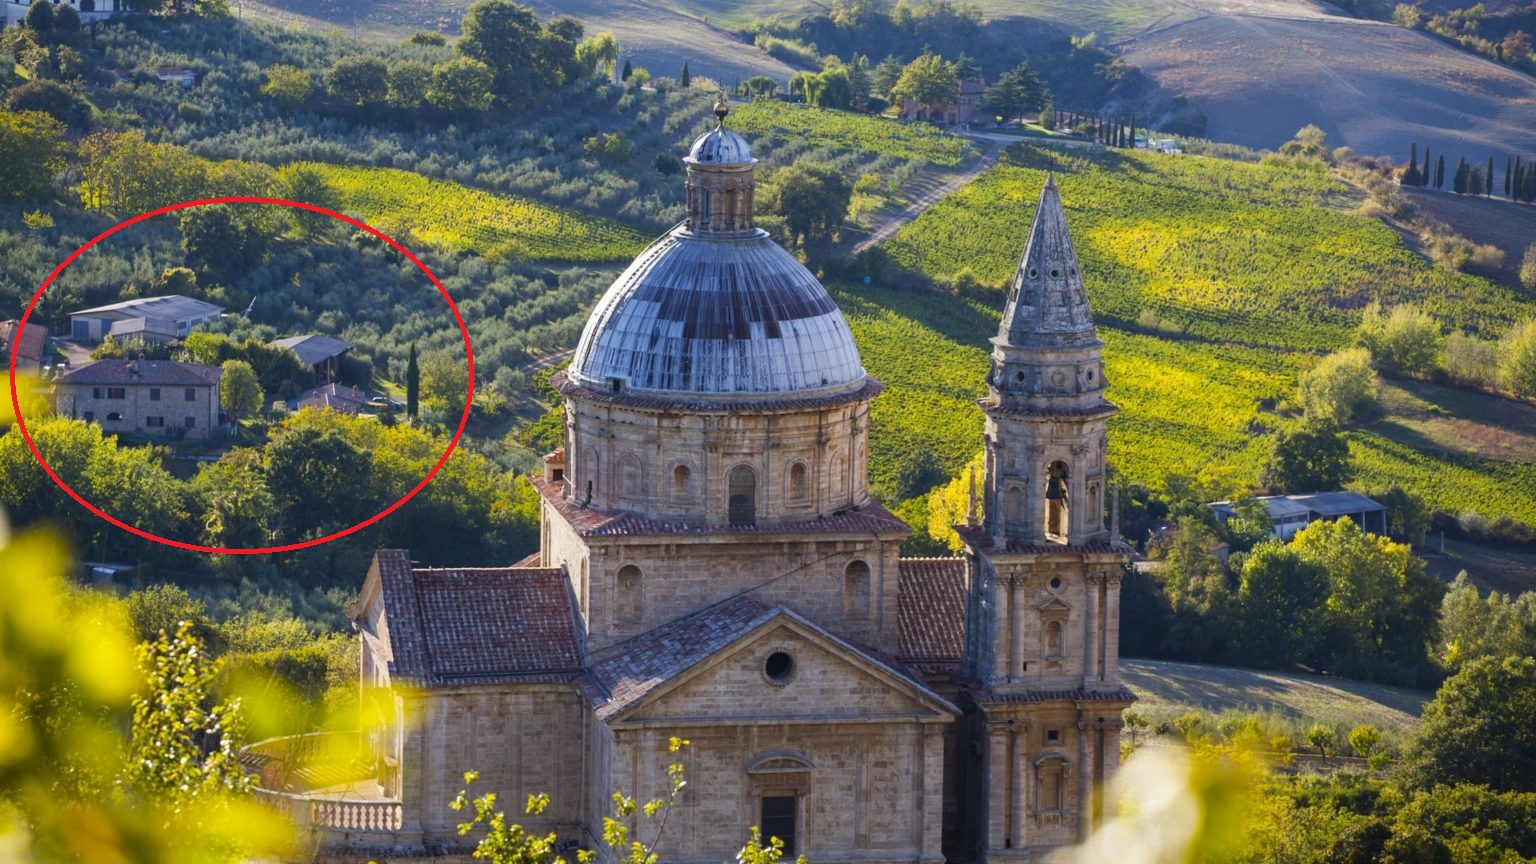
xmin=106 ymin=388 xmax=125 ymax=400
xmin=149 ymin=388 xmax=161 ymax=401
xmin=184 ymin=388 xmax=196 ymax=401
xmin=145 ymin=417 xmax=164 ymax=428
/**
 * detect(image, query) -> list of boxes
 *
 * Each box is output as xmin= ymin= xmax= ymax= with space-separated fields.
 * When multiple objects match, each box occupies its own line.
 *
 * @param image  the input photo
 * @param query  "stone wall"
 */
xmin=55 ymin=381 xmax=219 ymax=439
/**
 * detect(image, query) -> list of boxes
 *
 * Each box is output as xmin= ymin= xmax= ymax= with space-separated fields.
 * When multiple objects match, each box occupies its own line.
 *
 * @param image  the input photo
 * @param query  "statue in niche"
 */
xmin=1045 ymin=461 xmax=1069 ymax=538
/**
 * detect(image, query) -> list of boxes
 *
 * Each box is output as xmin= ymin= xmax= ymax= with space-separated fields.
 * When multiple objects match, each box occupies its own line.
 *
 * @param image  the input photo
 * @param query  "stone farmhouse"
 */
xmin=3 ymin=0 xmax=124 ymax=28
xmin=250 ymin=105 xmax=1130 ymax=864
xmin=54 ymin=358 xmax=222 ymax=439
xmin=899 ymin=77 xmax=987 ymax=125
xmin=68 ymin=295 xmax=224 ymax=344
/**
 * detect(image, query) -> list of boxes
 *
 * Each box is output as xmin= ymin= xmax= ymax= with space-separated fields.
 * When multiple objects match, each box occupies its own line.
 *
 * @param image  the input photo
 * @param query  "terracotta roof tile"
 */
xmin=2 ymin=320 xmax=47 ymax=365
xmin=534 ymin=476 xmax=910 ymax=539
xmin=954 ymin=524 xmax=1132 ymax=555
xmin=897 ymin=557 xmax=968 ymax=662
xmin=372 ymin=550 xmax=582 ymax=687
xmin=981 ymin=686 xmax=1137 ymax=704
xmin=55 ymin=359 xmax=222 ymax=387
xmin=585 ymin=596 xmax=776 ymax=721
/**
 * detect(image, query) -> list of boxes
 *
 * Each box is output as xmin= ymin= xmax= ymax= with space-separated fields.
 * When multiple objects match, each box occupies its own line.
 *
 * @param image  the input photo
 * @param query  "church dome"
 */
xmin=567 ymin=229 xmax=867 ymax=398
xmin=687 ymin=127 xmax=753 ymax=165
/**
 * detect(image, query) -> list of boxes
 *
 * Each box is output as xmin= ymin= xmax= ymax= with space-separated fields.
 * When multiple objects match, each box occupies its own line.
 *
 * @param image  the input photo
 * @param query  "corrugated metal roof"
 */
xmin=273 ymin=334 xmax=352 ymax=368
xmin=72 ymin=294 xmax=224 ymax=321
xmin=1289 ymin=491 xmax=1386 ymax=516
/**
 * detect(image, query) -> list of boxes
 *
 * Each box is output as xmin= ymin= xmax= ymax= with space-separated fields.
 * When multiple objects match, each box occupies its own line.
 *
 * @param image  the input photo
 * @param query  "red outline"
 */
xmin=6 ymin=196 xmax=475 ymax=555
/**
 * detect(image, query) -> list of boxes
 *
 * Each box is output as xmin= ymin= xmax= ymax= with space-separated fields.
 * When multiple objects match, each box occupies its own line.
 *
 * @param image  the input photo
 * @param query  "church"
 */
xmin=343 ymin=105 xmax=1132 ymax=863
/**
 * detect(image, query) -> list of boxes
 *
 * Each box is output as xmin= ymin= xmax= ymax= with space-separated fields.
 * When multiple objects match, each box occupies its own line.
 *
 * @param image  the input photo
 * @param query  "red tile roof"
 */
xmin=370 ymin=550 xmax=582 ymax=687
xmin=897 ymin=557 xmax=968 ymax=662
xmin=980 ymin=686 xmax=1137 ymax=704
xmin=1 ymin=320 xmax=47 ymax=366
xmin=584 ymin=595 xmax=777 ymax=721
xmin=533 ymin=476 xmax=911 ymax=539
xmin=55 ymin=359 xmax=221 ymax=387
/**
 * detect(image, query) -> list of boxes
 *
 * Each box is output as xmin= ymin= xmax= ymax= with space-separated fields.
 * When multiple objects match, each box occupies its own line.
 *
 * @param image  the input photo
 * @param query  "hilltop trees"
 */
xmin=574 ymin=32 xmax=619 ymax=80
xmin=1356 ymin=302 xmax=1443 ymax=377
xmin=0 ymin=110 xmax=66 ymax=200
xmin=455 ymin=0 xmax=580 ymax=108
xmin=324 ymin=55 xmax=389 ymax=106
xmin=1298 ymin=347 xmax=1377 ymax=424
xmin=1262 ymin=421 xmax=1355 ymax=493
xmin=219 ymin=360 xmax=264 ymax=425
xmin=761 ymin=162 xmax=853 ymax=254
xmin=1501 ymin=319 xmax=1536 ymax=397
xmin=889 ymin=51 xmax=958 ymax=112
xmin=983 ymin=61 xmax=1047 ymax=122
xmin=1401 ymin=655 xmax=1536 ymax=792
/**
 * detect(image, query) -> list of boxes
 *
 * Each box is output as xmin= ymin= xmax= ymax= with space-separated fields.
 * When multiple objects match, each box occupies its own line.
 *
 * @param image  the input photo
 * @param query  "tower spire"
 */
xmin=998 ymin=174 xmax=1097 ymax=350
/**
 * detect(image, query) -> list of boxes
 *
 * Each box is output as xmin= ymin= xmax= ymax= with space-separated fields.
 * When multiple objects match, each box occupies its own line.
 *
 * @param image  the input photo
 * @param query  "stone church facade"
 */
xmin=342 ymin=105 xmax=1131 ymax=863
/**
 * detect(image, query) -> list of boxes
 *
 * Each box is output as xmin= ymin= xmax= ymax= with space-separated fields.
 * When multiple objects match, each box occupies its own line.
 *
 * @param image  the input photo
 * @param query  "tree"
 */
xmin=427 ymin=57 xmax=495 ymax=113
xmin=890 ymin=51 xmax=958 ymax=113
xmin=621 ymin=58 xmax=632 ymax=80
xmin=870 ymin=54 xmax=904 ymax=99
xmin=421 ymin=348 xmax=470 ymax=413
xmin=78 ymin=130 xmax=207 ymax=213
xmin=1305 ymin=724 xmax=1335 ymax=758
xmin=220 ymin=360 xmax=263 ymax=425
xmin=1236 ymin=542 xmax=1329 ymax=667
xmin=276 ymin=164 xmax=341 ymax=238
xmin=1501 ymin=319 xmax=1536 ymax=397
xmin=1401 ymin=655 xmax=1536 ymax=792
xmin=762 ymin=162 xmax=853 ymax=254
xmin=121 ymin=583 xmax=212 ymax=644
xmin=1262 ymin=421 xmax=1354 ymax=493
xmin=260 ymin=64 xmax=311 ymax=106
xmin=455 ymin=0 xmax=545 ymax=103
xmin=1280 ymin=124 xmax=1328 ymax=160
xmin=0 ymin=110 xmax=66 ymax=200
xmin=406 ymin=342 xmax=420 ymax=419
xmin=1292 ymin=517 xmax=1443 ymax=673
xmin=178 ymin=204 xmax=273 ymax=281
xmin=1521 ymin=244 xmax=1536 ymax=290
xmin=1157 ymin=516 xmax=1235 ymax=659
xmin=264 ymin=424 xmax=376 ymax=529
xmin=6 ymin=79 xmax=91 ymax=129
xmin=680 ymin=58 xmax=691 ymax=87
xmin=983 ymin=61 xmax=1047 ymax=122
xmin=1347 ymin=724 xmax=1382 ymax=761
xmin=740 ymin=75 xmax=778 ymax=100
xmin=574 ymin=32 xmax=619 ymax=80
xmin=1299 ymin=347 xmax=1377 ymax=424
xmin=1434 ymin=154 xmax=1444 ymax=188
xmin=24 ymin=0 xmax=52 ymax=33
xmin=1356 ymin=302 xmax=1443 ymax=377
xmin=190 ymin=448 xmax=276 ymax=549
xmin=386 ymin=59 xmax=432 ymax=108
xmin=1401 ymin=143 xmax=1422 ymax=186
xmin=325 ymin=55 xmax=389 ymax=106
xmin=124 ymin=623 xmax=253 ymax=810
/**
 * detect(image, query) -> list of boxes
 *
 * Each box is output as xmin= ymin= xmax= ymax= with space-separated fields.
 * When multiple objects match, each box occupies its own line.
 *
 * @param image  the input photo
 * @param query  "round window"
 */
xmin=1015 ymin=370 xmax=1026 ymax=383
xmin=765 ymin=651 xmax=795 ymax=683
xmin=1050 ymin=269 xmax=1061 ymax=278
xmin=1028 ymin=269 xmax=1039 ymax=279
xmin=1049 ymin=577 xmax=1063 ymax=591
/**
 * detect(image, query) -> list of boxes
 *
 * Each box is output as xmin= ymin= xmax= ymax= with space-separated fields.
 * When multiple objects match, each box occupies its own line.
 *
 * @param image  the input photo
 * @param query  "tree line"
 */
xmin=1398 ymin=141 xmax=1536 ymax=202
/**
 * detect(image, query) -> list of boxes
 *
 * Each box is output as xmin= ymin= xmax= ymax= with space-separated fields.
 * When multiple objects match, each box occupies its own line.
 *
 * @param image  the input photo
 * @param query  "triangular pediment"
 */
xmin=598 ymin=610 xmax=956 ymax=726
xmin=1037 ymin=597 xmax=1072 ymax=613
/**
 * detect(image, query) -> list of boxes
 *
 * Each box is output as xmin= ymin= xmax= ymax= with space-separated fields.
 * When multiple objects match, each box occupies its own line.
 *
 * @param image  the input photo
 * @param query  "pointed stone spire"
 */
xmin=998 ymin=172 xmax=1098 ymax=350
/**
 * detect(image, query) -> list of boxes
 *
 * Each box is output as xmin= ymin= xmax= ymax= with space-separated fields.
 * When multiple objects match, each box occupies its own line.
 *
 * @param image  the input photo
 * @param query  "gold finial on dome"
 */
xmin=714 ymin=100 xmax=730 ymax=125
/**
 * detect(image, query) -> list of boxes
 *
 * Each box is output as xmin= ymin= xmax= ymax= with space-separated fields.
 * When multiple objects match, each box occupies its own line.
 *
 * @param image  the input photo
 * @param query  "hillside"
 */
xmin=1122 ymin=658 xmax=1427 ymax=730
xmin=1120 ymin=15 xmax=1536 ymax=165
xmin=1400 ymin=188 xmax=1536 ymax=284
xmin=245 ymin=0 xmax=798 ymax=83
xmin=864 ymin=142 xmax=1536 ymax=525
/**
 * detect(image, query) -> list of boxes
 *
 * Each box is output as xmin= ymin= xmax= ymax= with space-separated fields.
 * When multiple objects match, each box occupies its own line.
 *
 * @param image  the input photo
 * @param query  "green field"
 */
xmin=856 ymin=143 xmax=1536 ymax=525
xmin=729 ymin=101 xmax=974 ymax=167
xmin=302 ymin=164 xmax=651 ymax=262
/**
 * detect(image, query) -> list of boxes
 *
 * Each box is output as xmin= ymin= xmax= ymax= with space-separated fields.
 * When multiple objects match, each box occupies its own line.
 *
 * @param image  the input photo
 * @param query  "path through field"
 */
xmin=851 ymin=137 xmax=1005 ymax=257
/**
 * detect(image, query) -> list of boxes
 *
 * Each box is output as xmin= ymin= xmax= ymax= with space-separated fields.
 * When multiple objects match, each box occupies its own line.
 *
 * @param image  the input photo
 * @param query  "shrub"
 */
xmin=1299 ymin=347 xmax=1377 ymax=423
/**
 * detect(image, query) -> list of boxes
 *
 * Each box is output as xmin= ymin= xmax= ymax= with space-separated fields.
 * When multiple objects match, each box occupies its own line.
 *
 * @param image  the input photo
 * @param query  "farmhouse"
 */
xmin=296 ymin=382 xmax=368 ymax=415
xmin=54 ymin=359 xmax=222 ymax=440
xmin=1 ymin=319 xmax=47 ymax=371
xmin=68 ymin=295 xmax=224 ymax=343
xmin=273 ymin=334 xmax=352 ymax=385
xmin=253 ymin=106 xmax=1131 ymax=864
xmin=3 ymin=0 xmax=124 ymax=27
xmin=899 ymin=76 xmax=987 ymax=125
xmin=1210 ymin=491 xmax=1388 ymax=540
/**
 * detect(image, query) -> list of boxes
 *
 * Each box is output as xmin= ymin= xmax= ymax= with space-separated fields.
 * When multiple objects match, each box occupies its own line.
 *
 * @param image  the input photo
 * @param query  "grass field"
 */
xmin=1401 ymin=188 xmax=1536 ymax=285
xmin=1123 ymin=658 xmax=1427 ymax=732
xmin=302 ymin=164 xmax=651 ymax=262
xmin=855 ymin=142 xmax=1536 ymax=527
xmin=730 ymin=102 xmax=974 ymax=167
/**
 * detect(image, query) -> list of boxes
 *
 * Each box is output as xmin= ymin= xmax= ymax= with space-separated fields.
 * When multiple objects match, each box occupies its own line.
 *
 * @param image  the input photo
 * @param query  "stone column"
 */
xmin=921 ymin=724 xmax=945 ymax=860
xmin=1103 ymin=573 xmax=1122 ymax=685
xmin=1082 ymin=574 xmax=1100 ymax=689
xmin=1010 ymin=722 xmax=1026 ymax=850
xmin=993 ymin=577 xmax=1009 ymax=684
xmin=1010 ymin=576 xmax=1027 ymax=682
xmin=1105 ymin=720 xmax=1123 ymax=781
xmin=1076 ymin=717 xmax=1092 ymax=840
xmin=988 ymin=724 xmax=1010 ymax=851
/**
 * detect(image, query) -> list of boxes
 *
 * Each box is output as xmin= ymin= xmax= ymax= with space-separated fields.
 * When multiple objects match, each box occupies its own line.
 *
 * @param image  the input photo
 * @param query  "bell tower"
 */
xmin=983 ymin=173 xmax=1113 ymax=547
xmin=957 ymin=175 xmax=1133 ymax=860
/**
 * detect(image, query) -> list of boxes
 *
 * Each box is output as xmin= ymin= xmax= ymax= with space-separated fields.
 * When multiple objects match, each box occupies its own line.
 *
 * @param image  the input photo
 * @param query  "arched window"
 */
xmin=788 ymin=461 xmax=808 ymax=502
xmin=843 ymin=560 xmax=871 ymax=619
xmin=729 ymin=465 xmax=757 ymax=525
xmin=1045 ymin=461 xmax=1070 ymax=538
xmin=106 ymin=412 xmax=123 ymax=422
xmin=672 ymin=464 xmax=692 ymax=500
xmin=616 ymin=565 xmax=642 ymax=625
xmin=1045 ymin=619 xmax=1064 ymax=657
xmin=619 ymin=455 xmax=644 ymax=500
xmin=829 ymin=452 xmax=846 ymax=495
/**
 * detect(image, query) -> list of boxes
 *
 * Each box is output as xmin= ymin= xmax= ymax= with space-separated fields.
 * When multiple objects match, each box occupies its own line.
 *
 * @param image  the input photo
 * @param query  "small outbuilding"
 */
xmin=69 ymin=295 xmax=224 ymax=343
xmin=1210 ymin=491 xmax=1388 ymax=541
xmin=273 ymin=334 xmax=353 ymax=385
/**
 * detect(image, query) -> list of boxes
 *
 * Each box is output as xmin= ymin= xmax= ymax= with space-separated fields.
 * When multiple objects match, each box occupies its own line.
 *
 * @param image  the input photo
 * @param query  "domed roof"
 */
xmin=567 ymin=228 xmax=867 ymax=399
xmin=686 ymin=126 xmax=753 ymax=165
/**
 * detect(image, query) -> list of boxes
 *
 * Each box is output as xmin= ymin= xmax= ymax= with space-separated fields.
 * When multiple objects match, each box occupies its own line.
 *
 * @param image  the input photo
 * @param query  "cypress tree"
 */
xmin=621 ymin=59 xmax=633 ymax=81
xmin=1468 ymin=164 xmax=1483 ymax=197
xmin=1435 ymin=154 xmax=1445 ymax=189
xmin=1421 ymin=146 xmax=1431 ymax=186
xmin=1516 ymin=163 xmax=1525 ymax=202
xmin=1526 ymin=161 xmax=1536 ymax=202
xmin=1488 ymin=157 xmax=1495 ymax=196
xmin=1454 ymin=156 xmax=1468 ymax=194
xmin=1129 ymin=110 xmax=1137 ymax=148
xmin=1404 ymin=143 xmax=1422 ymax=185
xmin=406 ymin=342 xmax=419 ymax=419
xmin=681 ymin=60 xmax=691 ymax=88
